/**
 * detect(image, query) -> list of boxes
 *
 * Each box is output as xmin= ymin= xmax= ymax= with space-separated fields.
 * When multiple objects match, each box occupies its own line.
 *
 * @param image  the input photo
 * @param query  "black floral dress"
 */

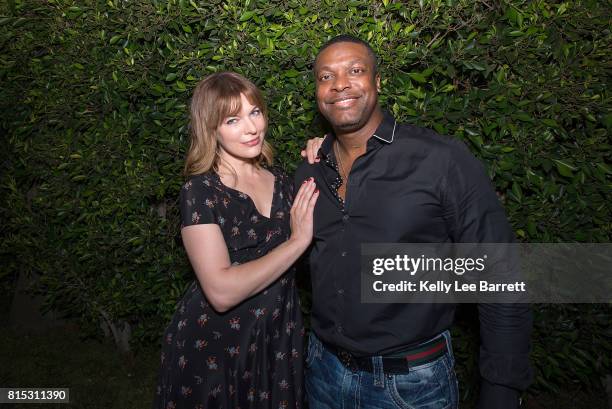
xmin=153 ymin=167 xmax=304 ymax=409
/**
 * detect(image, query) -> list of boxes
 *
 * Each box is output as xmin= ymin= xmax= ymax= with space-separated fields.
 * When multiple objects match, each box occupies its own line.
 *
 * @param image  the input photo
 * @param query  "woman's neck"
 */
xmin=217 ymin=153 xmax=259 ymax=179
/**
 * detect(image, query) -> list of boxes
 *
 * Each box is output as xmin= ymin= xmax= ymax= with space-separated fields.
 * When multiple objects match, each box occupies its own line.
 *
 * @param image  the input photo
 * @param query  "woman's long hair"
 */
xmin=184 ymin=72 xmax=274 ymax=176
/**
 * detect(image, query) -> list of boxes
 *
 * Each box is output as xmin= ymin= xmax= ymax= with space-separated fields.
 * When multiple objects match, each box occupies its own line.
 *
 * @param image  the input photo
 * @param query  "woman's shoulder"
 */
xmin=266 ymin=165 xmax=295 ymax=199
xmin=179 ymin=172 xmax=222 ymax=226
xmin=181 ymin=172 xmax=223 ymax=196
xmin=267 ymin=165 xmax=291 ymax=183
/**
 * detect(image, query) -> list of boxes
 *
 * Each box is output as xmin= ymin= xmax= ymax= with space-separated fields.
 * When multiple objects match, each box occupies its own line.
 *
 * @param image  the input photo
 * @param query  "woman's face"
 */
xmin=216 ymin=93 xmax=267 ymax=163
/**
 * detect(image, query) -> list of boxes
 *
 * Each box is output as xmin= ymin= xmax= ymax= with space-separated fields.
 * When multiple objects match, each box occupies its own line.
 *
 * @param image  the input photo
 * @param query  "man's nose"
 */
xmin=332 ymin=72 xmax=350 ymax=92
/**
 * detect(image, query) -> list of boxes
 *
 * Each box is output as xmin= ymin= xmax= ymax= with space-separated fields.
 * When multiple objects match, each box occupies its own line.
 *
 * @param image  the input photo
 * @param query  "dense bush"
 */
xmin=1 ymin=0 xmax=610 ymax=402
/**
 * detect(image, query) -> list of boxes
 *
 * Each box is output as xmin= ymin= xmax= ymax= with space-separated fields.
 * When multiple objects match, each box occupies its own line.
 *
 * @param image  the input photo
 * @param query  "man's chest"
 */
xmin=314 ymin=167 xmax=450 ymax=243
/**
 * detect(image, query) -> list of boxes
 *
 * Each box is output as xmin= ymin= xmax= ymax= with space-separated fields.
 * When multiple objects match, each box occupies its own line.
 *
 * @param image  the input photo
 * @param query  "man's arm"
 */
xmin=443 ymin=140 xmax=533 ymax=408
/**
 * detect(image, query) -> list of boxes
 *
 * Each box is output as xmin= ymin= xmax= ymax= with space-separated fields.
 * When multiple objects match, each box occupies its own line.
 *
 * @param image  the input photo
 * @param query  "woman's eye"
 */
xmin=251 ymin=108 xmax=261 ymax=116
xmin=225 ymin=118 xmax=238 ymax=125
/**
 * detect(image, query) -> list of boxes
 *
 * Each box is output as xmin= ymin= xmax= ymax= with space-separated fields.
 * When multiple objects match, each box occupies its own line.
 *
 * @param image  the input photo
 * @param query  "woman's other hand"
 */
xmin=300 ymin=136 xmax=325 ymax=164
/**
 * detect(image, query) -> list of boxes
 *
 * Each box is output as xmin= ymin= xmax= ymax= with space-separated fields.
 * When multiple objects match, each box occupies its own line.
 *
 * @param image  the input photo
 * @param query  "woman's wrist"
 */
xmin=287 ymin=235 xmax=311 ymax=252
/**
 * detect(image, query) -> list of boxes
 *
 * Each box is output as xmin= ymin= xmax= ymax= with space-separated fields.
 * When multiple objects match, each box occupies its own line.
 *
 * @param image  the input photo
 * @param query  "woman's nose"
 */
xmin=244 ymin=116 xmax=257 ymax=134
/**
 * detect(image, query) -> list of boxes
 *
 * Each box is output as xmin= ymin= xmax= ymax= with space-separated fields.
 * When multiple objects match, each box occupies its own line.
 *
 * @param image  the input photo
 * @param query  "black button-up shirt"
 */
xmin=295 ymin=111 xmax=532 ymax=401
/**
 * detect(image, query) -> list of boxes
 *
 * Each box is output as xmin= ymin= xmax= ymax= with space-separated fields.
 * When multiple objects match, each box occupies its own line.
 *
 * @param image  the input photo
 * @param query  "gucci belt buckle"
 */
xmin=338 ymin=350 xmax=357 ymax=371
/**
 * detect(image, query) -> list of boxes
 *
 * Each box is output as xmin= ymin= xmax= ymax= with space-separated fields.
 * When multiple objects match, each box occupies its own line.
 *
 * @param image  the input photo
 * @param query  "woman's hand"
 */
xmin=300 ymin=136 xmax=325 ymax=164
xmin=289 ymin=177 xmax=319 ymax=247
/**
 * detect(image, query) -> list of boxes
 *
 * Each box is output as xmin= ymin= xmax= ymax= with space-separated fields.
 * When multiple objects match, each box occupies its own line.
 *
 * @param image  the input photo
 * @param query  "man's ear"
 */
xmin=376 ymin=74 xmax=381 ymax=92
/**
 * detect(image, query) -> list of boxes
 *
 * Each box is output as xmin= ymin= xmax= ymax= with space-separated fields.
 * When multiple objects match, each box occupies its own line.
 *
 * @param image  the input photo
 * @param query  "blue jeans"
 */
xmin=305 ymin=331 xmax=459 ymax=409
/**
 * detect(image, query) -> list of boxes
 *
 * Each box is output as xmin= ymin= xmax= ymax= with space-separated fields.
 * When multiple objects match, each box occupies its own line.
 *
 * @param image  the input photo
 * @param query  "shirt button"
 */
xmin=337 ymin=325 xmax=343 ymax=333
xmin=338 ymin=289 xmax=344 ymax=295
xmin=342 ymin=214 xmax=349 ymax=221
xmin=341 ymin=251 xmax=347 ymax=257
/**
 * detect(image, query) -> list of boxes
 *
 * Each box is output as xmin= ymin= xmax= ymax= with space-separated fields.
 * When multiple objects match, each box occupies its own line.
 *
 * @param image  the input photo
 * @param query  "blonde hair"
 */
xmin=184 ymin=72 xmax=274 ymax=176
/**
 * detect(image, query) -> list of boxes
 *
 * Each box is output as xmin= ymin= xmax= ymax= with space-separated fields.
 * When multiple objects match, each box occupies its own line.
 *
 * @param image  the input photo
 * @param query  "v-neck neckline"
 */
xmin=213 ymin=168 xmax=278 ymax=220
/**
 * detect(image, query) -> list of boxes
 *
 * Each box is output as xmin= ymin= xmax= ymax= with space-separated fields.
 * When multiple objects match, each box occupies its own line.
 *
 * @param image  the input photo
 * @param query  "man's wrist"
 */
xmin=478 ymin=379 xmax=522 ymax=409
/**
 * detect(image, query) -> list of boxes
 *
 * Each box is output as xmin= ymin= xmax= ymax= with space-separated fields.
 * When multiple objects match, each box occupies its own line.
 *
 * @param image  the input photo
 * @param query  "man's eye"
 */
xmin=320 ymin=74 xmax=332 ymax=81
xmin=351 ymin=67 xmax=364 ymax=74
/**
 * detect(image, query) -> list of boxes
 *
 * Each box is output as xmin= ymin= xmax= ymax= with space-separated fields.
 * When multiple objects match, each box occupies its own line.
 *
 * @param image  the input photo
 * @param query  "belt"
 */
xmin=322 ymin=335 xmax=448 ymax=374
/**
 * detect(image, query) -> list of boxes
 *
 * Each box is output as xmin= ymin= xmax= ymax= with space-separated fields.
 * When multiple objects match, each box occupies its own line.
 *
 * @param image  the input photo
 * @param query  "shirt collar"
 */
xmin=319 ymin=110 xmax=397 ymax=157
xmin=372 ymin=110 xmax=396 ymax=143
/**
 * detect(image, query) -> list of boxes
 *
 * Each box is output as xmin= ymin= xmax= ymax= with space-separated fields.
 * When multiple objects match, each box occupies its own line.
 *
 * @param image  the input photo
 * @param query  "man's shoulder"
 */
xmin=294 ymin=159 xmax=318 ymax=184
xmin=393 ymin=121 xmax=471 ymax=158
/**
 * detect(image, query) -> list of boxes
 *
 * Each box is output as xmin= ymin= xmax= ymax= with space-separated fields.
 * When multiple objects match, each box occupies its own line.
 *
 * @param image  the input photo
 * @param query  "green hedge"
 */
xmin=1 ymin=0 xmax=610 ymax=402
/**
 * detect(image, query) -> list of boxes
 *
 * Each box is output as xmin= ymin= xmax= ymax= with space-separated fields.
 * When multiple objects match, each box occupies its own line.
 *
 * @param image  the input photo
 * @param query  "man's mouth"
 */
xmin=329 ymin=95 xmax=360 ymax=107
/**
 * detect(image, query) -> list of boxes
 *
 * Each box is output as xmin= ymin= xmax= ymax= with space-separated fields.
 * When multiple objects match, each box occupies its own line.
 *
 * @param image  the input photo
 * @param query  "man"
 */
xmin=295 ymin=35 xmax=532 ymax=409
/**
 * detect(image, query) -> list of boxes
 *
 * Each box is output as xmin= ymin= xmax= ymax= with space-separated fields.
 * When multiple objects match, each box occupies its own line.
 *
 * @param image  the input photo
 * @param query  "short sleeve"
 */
xmin=179 ymin=177 xmax=217 ymax=227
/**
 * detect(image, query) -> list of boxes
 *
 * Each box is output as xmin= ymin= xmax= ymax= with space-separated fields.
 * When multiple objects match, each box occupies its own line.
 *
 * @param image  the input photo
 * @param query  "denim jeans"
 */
xmin=305 ymin=331 xmax=459 ymax=409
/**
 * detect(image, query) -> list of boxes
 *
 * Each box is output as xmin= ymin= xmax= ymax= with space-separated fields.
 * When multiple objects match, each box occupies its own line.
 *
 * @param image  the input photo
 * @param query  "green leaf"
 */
xmin=467 ymin=134 xmax=484 ymax=149
xmin=596 ymin=163 xmax=611 ymax=174
xmin=470 ymin=62 xmax=485 ymax=71
xmin=511 ymin=182 xmax=523 ymax=203
xmin=553 ymin=159 xmax=576 ymax=177
xmin=240 ymin=11 xmax=255 ymax=21
xmin=408 ymin=72 xmax=427 ymax=83
xmin=542 ymin=118 xmax=558 ymax=127
xmin=514 ymin=113 xmax=533 ymax=122
xmin=527 ymin=219 xmax=537 ymax=236
xmin=150 ymin=83 xmax=165 ymax=94
xmin=283 ymin=69 xmax=300 ymax=78
xmin=165 ymin=73 xmax=177 ymax=82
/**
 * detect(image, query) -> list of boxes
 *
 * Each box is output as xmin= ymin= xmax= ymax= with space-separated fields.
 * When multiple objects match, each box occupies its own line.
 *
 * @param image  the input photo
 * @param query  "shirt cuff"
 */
xmin=477 ymin=380 xmax=522 ymax=409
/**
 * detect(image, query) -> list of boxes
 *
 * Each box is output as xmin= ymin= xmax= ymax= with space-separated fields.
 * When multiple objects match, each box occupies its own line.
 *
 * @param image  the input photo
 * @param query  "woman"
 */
xmin=153 ymin=72 xmax=319 ymax=409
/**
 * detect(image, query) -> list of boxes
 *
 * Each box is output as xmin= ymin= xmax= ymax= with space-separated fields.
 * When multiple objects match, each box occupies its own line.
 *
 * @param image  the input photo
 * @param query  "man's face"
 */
xmin=314 ymin=42 xmax=380 ymax=133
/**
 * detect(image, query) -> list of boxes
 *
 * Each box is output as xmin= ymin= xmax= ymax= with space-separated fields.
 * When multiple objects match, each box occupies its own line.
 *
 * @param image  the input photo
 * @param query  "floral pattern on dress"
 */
xmin=153 ymin=167 xmax=303 ymax=409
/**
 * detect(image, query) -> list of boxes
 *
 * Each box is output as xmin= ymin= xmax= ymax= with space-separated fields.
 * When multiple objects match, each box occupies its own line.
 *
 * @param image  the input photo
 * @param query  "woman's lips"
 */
xmin=242 ymin=137 xmax=261 ymax=147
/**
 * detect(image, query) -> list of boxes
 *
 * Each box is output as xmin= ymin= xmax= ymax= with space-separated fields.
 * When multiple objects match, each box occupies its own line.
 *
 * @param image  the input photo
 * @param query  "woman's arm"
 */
xmin=181 ymin=178 xmax=319 ymax=312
